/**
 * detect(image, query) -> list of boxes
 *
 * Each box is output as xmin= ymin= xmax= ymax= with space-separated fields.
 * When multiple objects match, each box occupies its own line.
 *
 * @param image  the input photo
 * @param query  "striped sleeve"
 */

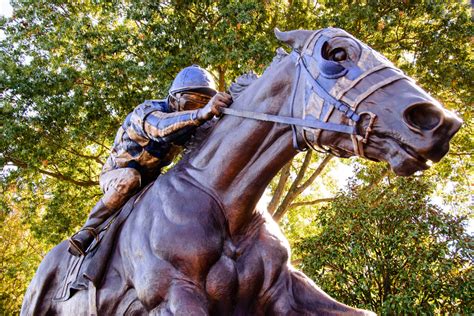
xmin=143 ymin=110 xmax=202 ymax=140
xmin=129 ymin=101 xmax=203 ymax=143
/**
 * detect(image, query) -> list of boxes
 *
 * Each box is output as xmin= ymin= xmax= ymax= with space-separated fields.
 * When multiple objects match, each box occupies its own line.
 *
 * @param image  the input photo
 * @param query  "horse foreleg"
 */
xmin=250 ymin=214 xmax=375 ymax=315
xmin=268 ymin=266 xmax=376 ymax=316
xmin=150 ymin=279 xmax=209 ymax=316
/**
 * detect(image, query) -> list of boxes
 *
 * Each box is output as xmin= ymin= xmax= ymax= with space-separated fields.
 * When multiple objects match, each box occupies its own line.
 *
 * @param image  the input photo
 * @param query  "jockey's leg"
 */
xmin=100 ymin=167 xmax=142 ymax=210
xmin=68 ymin=167 xmax=141 ymax=256
xmin=68 ymin=199 xmax=111 ymax=256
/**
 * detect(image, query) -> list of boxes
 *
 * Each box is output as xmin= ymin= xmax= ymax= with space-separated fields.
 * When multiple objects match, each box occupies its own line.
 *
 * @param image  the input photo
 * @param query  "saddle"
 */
xmin=54 ymin=184 xmax=152 ymax=302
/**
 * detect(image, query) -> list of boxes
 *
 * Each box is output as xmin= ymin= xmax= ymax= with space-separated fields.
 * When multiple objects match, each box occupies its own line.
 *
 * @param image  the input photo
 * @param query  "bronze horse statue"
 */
xmin=22 ymin=28 xmax=461 ymax=315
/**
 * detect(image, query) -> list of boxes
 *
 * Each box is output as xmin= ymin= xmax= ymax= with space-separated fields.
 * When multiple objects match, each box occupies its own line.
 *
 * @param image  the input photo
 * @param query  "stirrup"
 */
xmin=68 ymin=227 xmax=100 ymax=256
xmin=68 ymin=238 xmax=86 ymax=256
xmin=81 ymin=227 xmax=100 ymax=242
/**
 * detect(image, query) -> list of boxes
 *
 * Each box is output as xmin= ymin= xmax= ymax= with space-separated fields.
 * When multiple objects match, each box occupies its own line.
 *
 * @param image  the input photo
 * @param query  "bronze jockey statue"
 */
xmin=68 ymin=65 xmax=233 ymax=256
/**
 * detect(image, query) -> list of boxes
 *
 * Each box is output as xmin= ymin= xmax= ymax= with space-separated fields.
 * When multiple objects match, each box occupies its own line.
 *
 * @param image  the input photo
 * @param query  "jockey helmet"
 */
xmin=169 ymin=65 xmax=217 ymax=97
xmin=168 ymin=65 xmax=217 ymax=111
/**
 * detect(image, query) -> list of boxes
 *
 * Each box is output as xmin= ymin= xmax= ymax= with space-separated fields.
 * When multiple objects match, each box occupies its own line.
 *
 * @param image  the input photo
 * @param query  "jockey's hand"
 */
xmin=197 ymin=92 xmax=232 ymax=121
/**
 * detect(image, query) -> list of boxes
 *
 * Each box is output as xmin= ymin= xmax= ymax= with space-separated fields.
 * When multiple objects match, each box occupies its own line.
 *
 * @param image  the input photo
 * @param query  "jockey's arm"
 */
xmin=141 ymin=109 xmax=203 ymax=142
xmin=126 ymin=93 xmax=232 ymax=145
xmin=126 ymin=101 xmax=204 ymax=145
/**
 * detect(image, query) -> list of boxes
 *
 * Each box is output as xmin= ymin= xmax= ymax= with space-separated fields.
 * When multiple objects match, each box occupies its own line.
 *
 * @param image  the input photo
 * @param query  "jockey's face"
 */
xmin=169 ymin=91 xmax=212 ymax=111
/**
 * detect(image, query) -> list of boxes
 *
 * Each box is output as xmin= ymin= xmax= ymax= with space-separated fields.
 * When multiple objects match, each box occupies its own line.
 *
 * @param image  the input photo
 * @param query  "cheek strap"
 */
xmin=300 ymin=54 xmax=407 ymax=158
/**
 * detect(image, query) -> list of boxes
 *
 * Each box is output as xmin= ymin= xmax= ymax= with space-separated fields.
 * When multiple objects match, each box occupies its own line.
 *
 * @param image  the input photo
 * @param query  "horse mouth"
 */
xmin=400 ymin=142 xmax=428 ymax=165
xmin=367 ymin=133 xmax=429 ymax=176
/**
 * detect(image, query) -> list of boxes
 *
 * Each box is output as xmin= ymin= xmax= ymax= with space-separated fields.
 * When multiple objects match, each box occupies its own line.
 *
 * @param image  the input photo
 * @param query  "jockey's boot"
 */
xmin=68 ymin=200 xmax=113 ymax=257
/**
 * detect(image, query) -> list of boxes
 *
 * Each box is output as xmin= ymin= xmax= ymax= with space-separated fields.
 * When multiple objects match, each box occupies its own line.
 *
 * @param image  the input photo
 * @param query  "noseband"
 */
xmin=221 ymin=29 xmax=408 ymax=158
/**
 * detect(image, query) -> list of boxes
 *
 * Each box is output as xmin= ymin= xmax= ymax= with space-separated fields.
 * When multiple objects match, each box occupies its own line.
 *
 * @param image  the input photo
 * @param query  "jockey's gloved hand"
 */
xmin=197 ymin=92 xmax=232 ymax=121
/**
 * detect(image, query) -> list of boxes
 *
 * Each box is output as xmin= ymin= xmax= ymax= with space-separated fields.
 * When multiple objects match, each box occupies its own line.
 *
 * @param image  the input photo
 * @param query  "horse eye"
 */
xmin=330 ymin=48 xmax=347 ymax=62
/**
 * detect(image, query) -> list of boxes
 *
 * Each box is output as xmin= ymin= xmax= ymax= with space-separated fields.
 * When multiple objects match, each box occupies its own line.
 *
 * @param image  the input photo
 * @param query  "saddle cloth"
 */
xmin=54 ymin=183 xmax=152 ymax=302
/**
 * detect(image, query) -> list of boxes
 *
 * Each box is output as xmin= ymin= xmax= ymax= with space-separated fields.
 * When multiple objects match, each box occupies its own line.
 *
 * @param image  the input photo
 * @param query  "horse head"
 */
xmin=275 ymin=28 xmax=462 ymax=176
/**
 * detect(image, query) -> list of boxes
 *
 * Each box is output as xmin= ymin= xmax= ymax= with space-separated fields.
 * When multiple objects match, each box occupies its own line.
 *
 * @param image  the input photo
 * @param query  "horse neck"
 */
xmin=186 ymin=59 xmax=299 ymax=235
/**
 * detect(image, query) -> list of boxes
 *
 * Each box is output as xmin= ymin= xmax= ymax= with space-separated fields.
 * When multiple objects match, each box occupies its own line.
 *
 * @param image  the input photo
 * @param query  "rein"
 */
xmin=220 ymin=108 xmax=355 ymax=135
xmin=221 ymin=29 xmax=407 ymax=157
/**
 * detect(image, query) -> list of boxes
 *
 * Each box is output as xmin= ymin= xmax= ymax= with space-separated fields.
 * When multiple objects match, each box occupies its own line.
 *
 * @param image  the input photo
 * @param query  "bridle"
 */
xmin=221 ymin=28 xmax=408 ymax=158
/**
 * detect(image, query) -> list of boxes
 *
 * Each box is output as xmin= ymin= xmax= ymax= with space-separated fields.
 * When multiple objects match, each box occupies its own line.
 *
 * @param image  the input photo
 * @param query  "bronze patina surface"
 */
xmin=21 ymin=28 xmax=461 ymax=315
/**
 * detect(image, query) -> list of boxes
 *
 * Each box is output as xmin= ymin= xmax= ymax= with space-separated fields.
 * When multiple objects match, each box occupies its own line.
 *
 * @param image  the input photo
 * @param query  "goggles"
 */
xmin=169 ymin=91 xmax=212 ymax=111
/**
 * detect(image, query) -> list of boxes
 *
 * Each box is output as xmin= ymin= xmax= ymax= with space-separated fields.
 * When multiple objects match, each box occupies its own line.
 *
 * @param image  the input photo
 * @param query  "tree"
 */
xmin=0 ymin=0 xmax=471 ymax=314
xmin=294 ymin=165 xmax=473 ymax=314
xmin=0 ymin=172 xmax=48 ymax=313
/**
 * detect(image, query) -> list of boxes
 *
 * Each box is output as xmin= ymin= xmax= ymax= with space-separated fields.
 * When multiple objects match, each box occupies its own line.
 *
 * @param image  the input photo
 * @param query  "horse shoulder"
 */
xmin=119 ymin=172 xmax=229 ymax=310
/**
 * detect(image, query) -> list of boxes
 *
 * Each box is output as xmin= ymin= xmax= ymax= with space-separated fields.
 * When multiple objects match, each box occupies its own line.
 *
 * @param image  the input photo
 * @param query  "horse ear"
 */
xmin=274 ymin=28 xmax=314 ymax=51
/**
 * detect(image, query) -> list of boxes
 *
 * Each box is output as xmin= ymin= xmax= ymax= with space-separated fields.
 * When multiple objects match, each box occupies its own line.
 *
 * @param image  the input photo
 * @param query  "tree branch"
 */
xmin=38 ymin=129 xmax=106 ymax=165
xmin=217 ymin=65 xmax=226 ymax=91
xmin=289 ymin=197 xmax=334 ymax=208
xmin=6 ymin=156 xmax=98 ymax=187
xmin=273 ymin=151 xmax=319 ymax=221
xmin=448 ymin=151 xmax=473 ymax=156
xmin=296 ymin=154 xmax=333 ymax=196
xmin=273 ymin=154 xmax=333 ymax=220
xmin=268 ymin=161 xmax=291 ymax=215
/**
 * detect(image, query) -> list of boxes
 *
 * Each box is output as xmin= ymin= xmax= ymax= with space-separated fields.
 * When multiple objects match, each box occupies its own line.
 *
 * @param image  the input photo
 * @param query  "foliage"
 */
xmin=0 ymin=0 xmax=472 ymax=314
xmin=1 ymin=175 xmax=48 ymax=313
xmin=294 ymin=166 xmax=473 ymax=314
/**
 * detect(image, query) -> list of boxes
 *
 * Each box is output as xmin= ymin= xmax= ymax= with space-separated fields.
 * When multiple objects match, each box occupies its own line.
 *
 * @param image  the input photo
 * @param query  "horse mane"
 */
xmin=261 ymin=47 xmax=289 ymax=76
xmin=229 ymin=71 xmax=259 ymax=100
xmin=183 ymin=119 xmax=217 ymax=155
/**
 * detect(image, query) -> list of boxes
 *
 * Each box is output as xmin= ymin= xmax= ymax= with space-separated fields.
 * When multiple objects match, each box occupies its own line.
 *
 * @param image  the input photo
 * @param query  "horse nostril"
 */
xmin=404 ymin=103 xmax=442 ymax=132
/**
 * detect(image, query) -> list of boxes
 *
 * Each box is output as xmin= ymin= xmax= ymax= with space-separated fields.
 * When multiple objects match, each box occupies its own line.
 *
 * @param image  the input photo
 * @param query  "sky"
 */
xmin=0 ymin=1 xmax=12 ymax=42
xmin=0 ymin=0 xmax=12 ymax=17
